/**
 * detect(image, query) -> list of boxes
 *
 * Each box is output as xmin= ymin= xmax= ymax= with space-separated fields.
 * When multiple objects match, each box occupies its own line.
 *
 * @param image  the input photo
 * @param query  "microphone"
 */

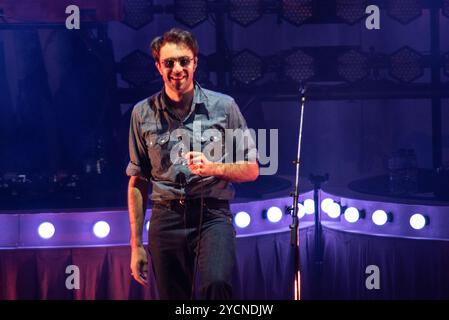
xmin=176 ymin=172 xmax=187 ymax=188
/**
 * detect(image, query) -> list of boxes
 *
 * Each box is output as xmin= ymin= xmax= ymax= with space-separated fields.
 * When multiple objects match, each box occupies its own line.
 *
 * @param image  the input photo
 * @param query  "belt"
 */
xmin=153 ymin=198 xmax=229 ymax=209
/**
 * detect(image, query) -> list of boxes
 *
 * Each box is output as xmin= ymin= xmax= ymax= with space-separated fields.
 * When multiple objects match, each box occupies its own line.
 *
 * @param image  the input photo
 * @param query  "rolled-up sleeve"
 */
xmin=227 ymin=100 xmax=258 ymax=163
xmin=126 ymin=105 xmax=152 ymax=180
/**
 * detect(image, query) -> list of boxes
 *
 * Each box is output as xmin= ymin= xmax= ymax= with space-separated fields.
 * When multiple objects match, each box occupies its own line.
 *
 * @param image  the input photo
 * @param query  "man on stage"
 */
xmin=126 ymin=28 xmax=259 ymax=299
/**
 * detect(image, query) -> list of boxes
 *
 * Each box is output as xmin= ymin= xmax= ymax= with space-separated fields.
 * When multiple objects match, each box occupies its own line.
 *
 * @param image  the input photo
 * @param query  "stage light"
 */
xmin=336 ymin=0 xmax=367 ymax=24
xmin=321 ymin=198 xmax=335 ymax=213
xmin=389 ymin=46 xmax=423 ymax=83
xmin=328 ymin=203 xmax=342 ymax=219
xmin=281 ymin=0 xmax=313 ymax=26
xmin=443 ymin=52 xmax=449 ymax=77
xmin=38 ymin=222 xmax=55 ymax=239
xmin=231 ymin=50 xmax=263 ymax=85
xmin=174 ymin=0 xmax=208 ymax=28
xmin=234 ymin=211 xmax=251 ymax=228
xmin=296 ymin=203 xmax=306 ymax=219
xmin=93 ymin=221 xmax=110 ymax=238
xmin=387 ymin=0 xmax=422 ymax=24
xmin=444 ymin=0 xmax=449 ymax=19
xmin=372 ymin=209 xmax=389 ymax=226
xmin=338 ymin=49 xmax=368 ymax=82
xmin=409 ymin=213 xmax=427 ymax=230
xmin=122 ymin=0 xmax=154 ymax=30
xmin=344 ymin=207 xmax=360 ymax=223
xmin=120 ymin=50 xmax=157 ymax=87
xmin=229 ymin=0 xmax=262 ymax=27
xmin=304 ymin=199 xmax=315 ymax=215
xmin=284 ymin=49 xmax=315 ymax=83
xmin=266 ymin=206 xmax=283 ymax=223
xmin=321 ymin=198 xmax=342 ymax=218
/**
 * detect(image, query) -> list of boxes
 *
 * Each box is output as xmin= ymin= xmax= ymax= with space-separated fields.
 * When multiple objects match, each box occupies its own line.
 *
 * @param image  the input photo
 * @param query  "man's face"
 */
xmin=156 ymin=42 xmax=197 ymax=95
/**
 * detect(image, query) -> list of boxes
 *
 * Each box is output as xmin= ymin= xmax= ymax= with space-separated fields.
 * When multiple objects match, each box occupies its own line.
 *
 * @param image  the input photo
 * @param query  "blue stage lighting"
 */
xmin=304 ymin=199 xmax=315 ymax=215
xmin=93 ymin=221 xmax=111 ymax=238
xmin=372 ymin=210 xmax=389 ymax=226
xmin=297 ymin=203 xmax=306 ymax=219
xmin=328 ymin=202 xmax=342 ymax=219
xmin=266 ymin=206 xmax=283 ymax=223
xmin=344 ymin=207 xmax=360 ymax=223
xmin=409 ymin=213 xmax=427 ymax=230
xmin=321 ymin=198 xmax=341 ymax=218
xmin=38 ymin=222 xmax=55 ymax=239
xmin=321 ymin=198 xmax=334 ymax=213
xmin=234 ymin=211 xmax=251 ymax=228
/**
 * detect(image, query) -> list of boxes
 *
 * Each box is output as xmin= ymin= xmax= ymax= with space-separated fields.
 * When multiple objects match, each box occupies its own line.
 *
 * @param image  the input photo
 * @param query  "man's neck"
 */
xmin=164 ymin=87 xmax=194 ymax=111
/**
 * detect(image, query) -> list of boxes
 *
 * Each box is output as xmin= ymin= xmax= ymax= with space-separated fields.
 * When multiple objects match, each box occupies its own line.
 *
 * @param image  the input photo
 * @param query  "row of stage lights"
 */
xmin=119 ymin=0 xmax=449 ymax=30
xmin=38 ymin=221 xmax=112 ymax=240
xmin=318 ymin=198 xmax=428 ymax=230
xmin=4 ymin=1 xmax=445 ymax=31
xmin=36 ymin=197 xmax=428 ymax=239
xmin=120 ymin=46 xmax=449 ymax=88
xmin=37 ymin=220 xmax=153 ymax=240
xmin=234 ymin=198 xmax=429 ymax=230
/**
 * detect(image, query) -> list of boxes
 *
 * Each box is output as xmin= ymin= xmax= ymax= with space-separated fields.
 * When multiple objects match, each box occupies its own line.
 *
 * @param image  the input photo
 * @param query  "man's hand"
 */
xmin=130 ymin=245 xmax=148 ymax=286
xmin=184 ymin=151 xmax=217 ymax=176
xmin=184 ymin=151 xmax=259 ymax=182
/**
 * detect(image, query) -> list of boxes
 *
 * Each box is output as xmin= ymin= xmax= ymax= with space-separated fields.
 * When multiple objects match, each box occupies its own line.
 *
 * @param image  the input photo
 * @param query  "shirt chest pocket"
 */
xmin=146 ymin=131 xmax=172 ymax=169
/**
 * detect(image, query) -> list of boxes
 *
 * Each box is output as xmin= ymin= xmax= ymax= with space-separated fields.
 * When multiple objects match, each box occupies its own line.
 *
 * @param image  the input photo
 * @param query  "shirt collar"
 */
xmin=192 ymin=81 xmax=208 ymax=104
xmin=160 ymin=81 xmax=207 ymax=110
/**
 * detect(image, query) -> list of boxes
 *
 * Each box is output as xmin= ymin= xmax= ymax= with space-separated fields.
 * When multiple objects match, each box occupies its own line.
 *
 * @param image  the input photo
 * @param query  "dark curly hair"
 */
xmin=150 ymin=28 xmax=199 ymax=62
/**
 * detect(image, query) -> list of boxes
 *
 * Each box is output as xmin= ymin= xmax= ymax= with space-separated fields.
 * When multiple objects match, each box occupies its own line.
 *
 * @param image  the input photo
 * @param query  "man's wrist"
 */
xmin=130 ymin=240 xmax=144 ymax=249
xmin=213 ymin=163 xmax=225 ymax=177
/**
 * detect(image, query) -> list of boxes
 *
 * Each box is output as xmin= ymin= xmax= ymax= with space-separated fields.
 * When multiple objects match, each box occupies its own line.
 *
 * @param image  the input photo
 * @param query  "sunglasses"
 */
xmin=160 ymin=56 xmax=194 ymax=69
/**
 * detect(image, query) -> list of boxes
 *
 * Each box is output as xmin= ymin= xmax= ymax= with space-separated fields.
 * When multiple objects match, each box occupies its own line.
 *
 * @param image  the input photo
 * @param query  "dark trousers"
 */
xmin=148 ymin=199 xmax=236 ymax=300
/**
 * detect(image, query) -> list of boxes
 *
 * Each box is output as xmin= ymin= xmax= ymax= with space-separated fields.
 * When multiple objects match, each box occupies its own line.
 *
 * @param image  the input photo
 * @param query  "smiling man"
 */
xmin=126 ymin=28 xmax=259 ymax=300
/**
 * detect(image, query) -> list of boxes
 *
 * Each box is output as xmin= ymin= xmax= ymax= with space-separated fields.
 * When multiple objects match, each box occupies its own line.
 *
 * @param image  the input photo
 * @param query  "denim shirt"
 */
xmin=126 ymin=83 xmax=256 ymax=201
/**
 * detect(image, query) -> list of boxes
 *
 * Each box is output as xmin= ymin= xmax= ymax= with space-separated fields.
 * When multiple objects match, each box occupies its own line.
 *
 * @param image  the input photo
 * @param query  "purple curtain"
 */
xmin=2 ymin=227 xmax=449 ymax=299
xmin=319 ymin=228 xmax=449 ymax=299
xmin=0 ymin=231 xmax=302 ymax=300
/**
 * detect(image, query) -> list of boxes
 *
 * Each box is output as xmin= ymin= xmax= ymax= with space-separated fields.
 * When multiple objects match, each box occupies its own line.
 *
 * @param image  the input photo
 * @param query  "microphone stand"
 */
xmin=287 ymin=85 xmax=306 ymax=300
xmin=308 ymin=173 xmax=328 ymax=298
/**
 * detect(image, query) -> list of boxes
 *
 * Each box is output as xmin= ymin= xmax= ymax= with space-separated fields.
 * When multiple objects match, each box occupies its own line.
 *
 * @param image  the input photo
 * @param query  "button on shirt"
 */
xmin=126 ymin=83 xmax=257 ymax=201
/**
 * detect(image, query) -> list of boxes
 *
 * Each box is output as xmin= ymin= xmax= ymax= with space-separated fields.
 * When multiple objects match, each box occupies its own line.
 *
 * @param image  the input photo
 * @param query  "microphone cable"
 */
xmin=190 ymin=176 xmax=205 ymax=300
